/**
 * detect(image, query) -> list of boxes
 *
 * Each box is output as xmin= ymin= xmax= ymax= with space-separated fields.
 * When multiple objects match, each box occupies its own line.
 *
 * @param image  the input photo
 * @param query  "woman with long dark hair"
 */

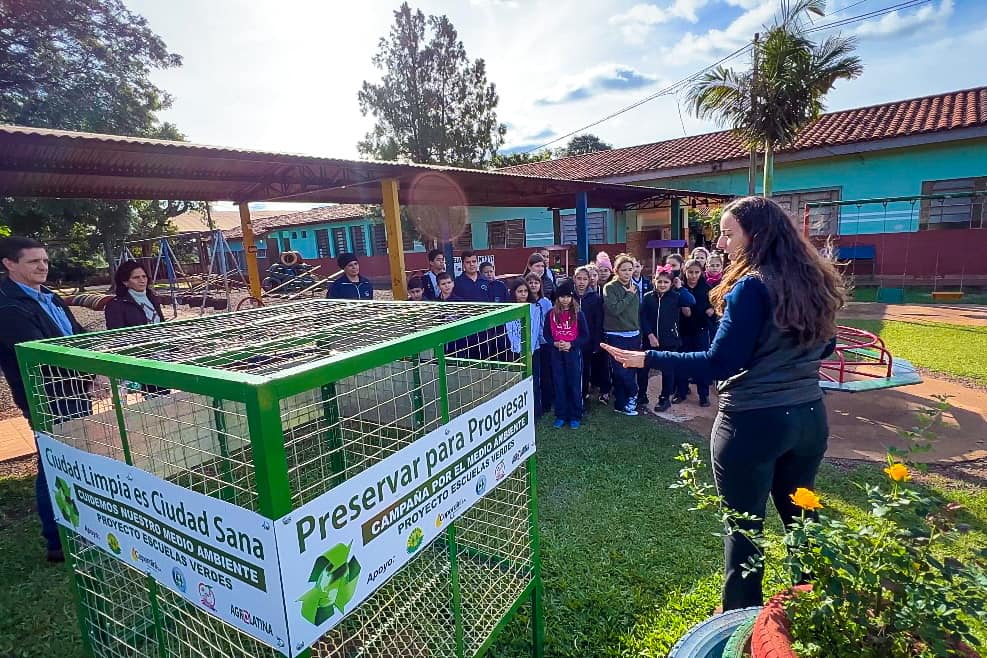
xmin=105 ymin=261 xmax=165 ymax=329
xmin=604 ymin=197 xmax=844 ymax=610
xmin=105 ymin=260 xmax=169 ymax=396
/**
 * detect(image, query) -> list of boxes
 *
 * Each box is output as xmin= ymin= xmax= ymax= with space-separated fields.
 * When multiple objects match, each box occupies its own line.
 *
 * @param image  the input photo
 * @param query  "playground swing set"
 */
xmin=801 ymin=189 xmax=987 ymax=393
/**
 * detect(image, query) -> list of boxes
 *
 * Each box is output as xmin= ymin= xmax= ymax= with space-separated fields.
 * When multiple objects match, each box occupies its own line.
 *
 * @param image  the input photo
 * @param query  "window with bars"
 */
xmin=920 ymin=178 xmax=987 ymax=230
xmin=486 ymin=219 xmax=526 ymax=249
xmin=331 ymin=227 xmax=348 ymax=256
xmin=453 ymin=224 xmax=473 ymax=251
xmin=560 ymin=212 xmax=607 ymax=245
xmin=772 ymin=188 xmax=841 ymax=236
xmin=315 ymin=229 xmax=330 ymax=259
xmin=371 ymin=223 xmax=388 ymax=255
xmin=350 ymin=225 xmax=368 ymax=256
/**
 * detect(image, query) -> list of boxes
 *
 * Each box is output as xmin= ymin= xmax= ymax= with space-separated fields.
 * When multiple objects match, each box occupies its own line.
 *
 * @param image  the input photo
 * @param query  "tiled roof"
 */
xmin=224 ymin=204 xmax=371 ymax=239
xmin=502 ymin=86 xmax=987 ymax=180
xmin=170 ymin=209 xmax=284 ymax=233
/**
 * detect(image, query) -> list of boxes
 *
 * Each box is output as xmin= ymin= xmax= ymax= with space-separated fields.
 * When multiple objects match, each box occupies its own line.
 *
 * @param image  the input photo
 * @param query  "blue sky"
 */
xmin=129 ymin=0 xmax=983 ymax=164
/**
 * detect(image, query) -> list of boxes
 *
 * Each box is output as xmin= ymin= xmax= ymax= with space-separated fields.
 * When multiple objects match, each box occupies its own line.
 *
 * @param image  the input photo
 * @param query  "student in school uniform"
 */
xmin=542 ymin=279 xmax=589 ymax=429
xmin=640 ymin=265 xmax=695 ymax=412
xmin=422 ymin=248 xmax=446 ymax=300
xmin=631 ymin=256 xmax=655 ymax=406
xmin=406 ymin=276 xmax=425 ymax=301
xmin=573 ymin=266 xmax=603 ymax=400
xmin=453 ymin=251 xmax=492 ymax=302
xmin=480 ymin=261 xmax=509 ymax=302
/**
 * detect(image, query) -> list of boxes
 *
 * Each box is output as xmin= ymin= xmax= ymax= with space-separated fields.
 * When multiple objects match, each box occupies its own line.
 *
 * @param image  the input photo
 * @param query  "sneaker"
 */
xmin=552 ymin=419 xmax=566 ymax=429
xmin=671 ymin=394 xmax=686 ymax=404
xmin=654 ymin=398 xmax=671 ymax=413
xmin=699 ymin=398 xmax=711 ymax=408
xmin=636 ymin=397 xmax=650 ymax=406
xmin=598 ymin=393 xmax=610 ymax=404
xmin=620 ymin=402 xmax=639 ymax=416
xmin=569 ymin=420 xmax=581 ymax=429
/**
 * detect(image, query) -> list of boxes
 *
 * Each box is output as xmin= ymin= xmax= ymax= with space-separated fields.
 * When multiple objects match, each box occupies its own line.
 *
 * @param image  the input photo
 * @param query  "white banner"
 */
xmin=38 ymin=434 xmax=290 ymax=655
xmin=275 ymin=378 xmax=535 ymax=656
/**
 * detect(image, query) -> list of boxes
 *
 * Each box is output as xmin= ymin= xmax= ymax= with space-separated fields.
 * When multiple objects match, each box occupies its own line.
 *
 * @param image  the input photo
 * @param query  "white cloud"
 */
xmin=536 ymin=64 xmax=660 ymax=105
xmin=659 ymin=0 xmax=774 ymax=65
xmin=610 ymin=0 xmax=713 ymax=43
xmin=854 ymin=0 xmax=953 ymax=39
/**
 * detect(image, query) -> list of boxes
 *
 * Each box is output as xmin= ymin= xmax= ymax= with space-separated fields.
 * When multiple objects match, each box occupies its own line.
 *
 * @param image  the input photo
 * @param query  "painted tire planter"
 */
xmin=722 ymin=615 xmax=757 ymax=658
xmin=750 ymin=585 xmax=810 ymax=658
xmin=751 ymin=585 xmax=981 ymax=658
xmin=669 ymin=606 xmax=762 ymax=658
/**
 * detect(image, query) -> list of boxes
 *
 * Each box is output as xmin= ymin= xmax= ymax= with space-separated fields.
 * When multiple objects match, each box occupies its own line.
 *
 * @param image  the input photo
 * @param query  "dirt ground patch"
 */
xmin=840 ymin=302 xmax=987 ymax=327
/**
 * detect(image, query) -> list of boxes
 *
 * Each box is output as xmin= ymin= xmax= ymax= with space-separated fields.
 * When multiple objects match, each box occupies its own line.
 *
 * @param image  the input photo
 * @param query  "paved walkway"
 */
xmin=645 ymin=374 xmax=987 ymax=464
xmin=0 ymin=415 xmax=35 ymax=462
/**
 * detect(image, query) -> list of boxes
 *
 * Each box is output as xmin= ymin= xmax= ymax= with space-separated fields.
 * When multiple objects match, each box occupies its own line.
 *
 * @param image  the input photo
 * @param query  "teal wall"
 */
xmin=227 ymin=206 xmax=622 ymax=254
xmin=652 ymin=137 xmax=987 ymax=235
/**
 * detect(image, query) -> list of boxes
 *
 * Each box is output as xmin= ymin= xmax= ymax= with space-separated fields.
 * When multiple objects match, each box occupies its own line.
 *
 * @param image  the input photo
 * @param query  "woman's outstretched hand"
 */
xmin=601 ymin=343 xmax=647 ymax=368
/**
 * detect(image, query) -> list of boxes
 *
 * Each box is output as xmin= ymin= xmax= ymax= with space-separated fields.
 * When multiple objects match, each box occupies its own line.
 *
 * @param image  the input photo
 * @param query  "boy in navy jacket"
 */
xmin=640 ymin=267 xmax=695 ymax=412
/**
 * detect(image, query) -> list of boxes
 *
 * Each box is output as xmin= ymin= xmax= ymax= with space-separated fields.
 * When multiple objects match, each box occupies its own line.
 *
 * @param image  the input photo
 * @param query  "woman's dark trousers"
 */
xmin=711 ymin=400 xmax=828 ymax=610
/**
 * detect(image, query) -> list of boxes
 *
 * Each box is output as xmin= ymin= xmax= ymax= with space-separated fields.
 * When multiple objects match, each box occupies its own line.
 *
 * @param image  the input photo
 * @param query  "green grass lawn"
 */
xmin=3 ymin=411 xmax=985 ymax=657
xmin=840 ymin=318 xmax=987 ymax=386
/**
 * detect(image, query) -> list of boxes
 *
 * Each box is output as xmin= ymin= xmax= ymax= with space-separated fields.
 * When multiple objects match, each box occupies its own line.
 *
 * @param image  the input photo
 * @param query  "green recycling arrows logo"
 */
xmin=54 ymin=477 xmax=80 ymax=527
xmin=298 ymin=542 xmax=361 ymax=625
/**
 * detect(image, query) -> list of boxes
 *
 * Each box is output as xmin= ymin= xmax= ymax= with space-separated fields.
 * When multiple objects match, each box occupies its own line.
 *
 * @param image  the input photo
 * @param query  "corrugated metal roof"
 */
xmin=0 ymin=125 xmax=729 ymax=209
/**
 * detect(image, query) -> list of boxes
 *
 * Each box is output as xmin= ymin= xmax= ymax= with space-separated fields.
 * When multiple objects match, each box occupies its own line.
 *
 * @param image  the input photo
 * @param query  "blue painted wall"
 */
xmin=652 ymin=137 xmax=987 ymax=235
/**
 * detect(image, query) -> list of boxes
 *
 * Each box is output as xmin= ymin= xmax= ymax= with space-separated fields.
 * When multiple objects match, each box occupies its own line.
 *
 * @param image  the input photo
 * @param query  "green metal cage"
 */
xmin=17 ymin=299 xmax=543 ymax=658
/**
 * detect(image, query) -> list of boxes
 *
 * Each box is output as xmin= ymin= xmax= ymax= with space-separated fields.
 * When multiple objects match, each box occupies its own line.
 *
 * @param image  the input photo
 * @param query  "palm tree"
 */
xmin=688 ymin=0 xmax=863 ymax=196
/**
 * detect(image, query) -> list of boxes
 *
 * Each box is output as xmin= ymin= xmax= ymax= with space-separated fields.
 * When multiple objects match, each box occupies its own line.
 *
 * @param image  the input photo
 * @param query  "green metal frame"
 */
xmin=17 ymin=300 xmax=542 ymax=658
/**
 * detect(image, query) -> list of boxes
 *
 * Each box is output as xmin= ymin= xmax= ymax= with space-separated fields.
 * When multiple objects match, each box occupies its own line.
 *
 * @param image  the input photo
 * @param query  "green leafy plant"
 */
xmin=674 ymin=395 xmax=987 ymax=656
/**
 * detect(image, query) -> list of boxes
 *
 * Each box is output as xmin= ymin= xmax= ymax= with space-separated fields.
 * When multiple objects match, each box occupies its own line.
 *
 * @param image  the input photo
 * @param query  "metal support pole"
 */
xmin=670 ymin=198 xmax=681 ymax=241
xmin=238 ymin=203 xmax=263 ymax=300
xmin=575 ymin=192 xmax=589 ymax=266
xmin=381 ymin=178 xmax=408 ymax=300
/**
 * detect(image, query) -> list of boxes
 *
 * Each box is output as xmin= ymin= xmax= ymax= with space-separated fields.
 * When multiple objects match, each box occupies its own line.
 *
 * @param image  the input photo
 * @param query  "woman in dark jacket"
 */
xmin=604 ymin=197 xmax=843 ymax=612
xmin=639 ymin=266 xmax=695 ymax=412
xmin=105 ymin=260 xmax=168 ymax=396
xmin=105 ymin=261 xmax=166 ymax=329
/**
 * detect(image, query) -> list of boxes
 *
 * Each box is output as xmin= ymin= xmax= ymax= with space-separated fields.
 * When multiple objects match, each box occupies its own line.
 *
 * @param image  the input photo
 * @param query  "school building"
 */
xmin=503 ymin=86 xmax=987 ymax=282
xmin=217 ymin=86 xmax=986 ymax=283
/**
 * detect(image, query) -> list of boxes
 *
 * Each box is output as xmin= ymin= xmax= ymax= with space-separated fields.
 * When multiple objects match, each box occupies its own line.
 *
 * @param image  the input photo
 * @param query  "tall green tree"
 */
xmin=489 ymin=149 xmax=553 ymax=169
xmin=358 ymin=2 xmax=506 ymax=167
xmin=562 ymin=134 xmax=613 ymax=157
xmin=687 ymin=0 xmax=863 ymax=195
xmin=0 ymin=0 xmax=192 ymax=274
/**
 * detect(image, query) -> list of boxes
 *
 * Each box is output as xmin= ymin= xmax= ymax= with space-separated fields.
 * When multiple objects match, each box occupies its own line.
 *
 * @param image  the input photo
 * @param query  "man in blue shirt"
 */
xmin=453 ymin=251 xmax=492 ymax=302
xmin=1 ymin=236 xmax=91 ymax=562
xmin=327 ymin=253 xmax=373 ymax=300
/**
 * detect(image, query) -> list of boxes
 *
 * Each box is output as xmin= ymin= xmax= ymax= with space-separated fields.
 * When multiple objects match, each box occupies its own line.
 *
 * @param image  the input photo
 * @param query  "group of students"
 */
xmin=400 ymin=243 xmax=729 ymax=430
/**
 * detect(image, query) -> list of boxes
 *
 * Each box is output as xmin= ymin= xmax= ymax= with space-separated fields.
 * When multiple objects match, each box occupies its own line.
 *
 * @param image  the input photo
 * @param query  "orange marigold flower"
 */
xmin=790 ymin=487 xmax=823 ymax=511
xmin=885 ymin=463 xmax=911 ymax=482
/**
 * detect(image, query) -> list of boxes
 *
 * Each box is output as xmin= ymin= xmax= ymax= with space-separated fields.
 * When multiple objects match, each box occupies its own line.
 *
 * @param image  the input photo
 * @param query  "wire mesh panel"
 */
xmin=18 ymin=299 xmax=541 ymax=658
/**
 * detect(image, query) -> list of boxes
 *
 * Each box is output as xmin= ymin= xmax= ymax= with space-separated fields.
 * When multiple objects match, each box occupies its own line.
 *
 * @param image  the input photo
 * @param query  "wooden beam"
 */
xmin=238 ymin=202 xmax=263 ymax=300
xmin=381 ymin=178 xmax=407 ymax=300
